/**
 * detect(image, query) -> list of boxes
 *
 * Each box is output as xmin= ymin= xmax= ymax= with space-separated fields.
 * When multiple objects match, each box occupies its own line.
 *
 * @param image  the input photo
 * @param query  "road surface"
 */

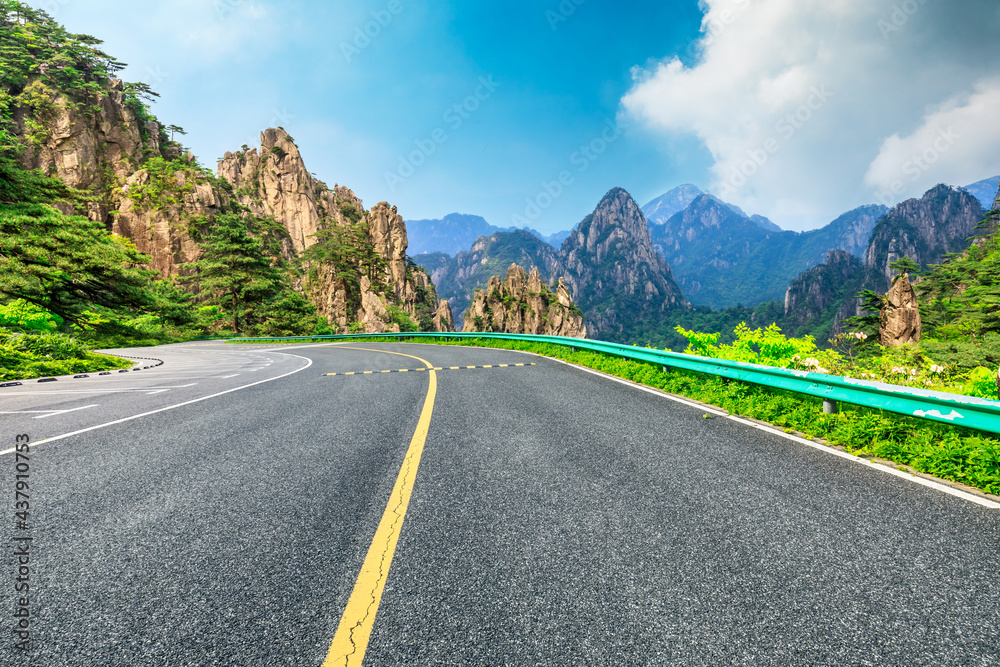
xmin=0 ymin=341 xmax=998 ymax=665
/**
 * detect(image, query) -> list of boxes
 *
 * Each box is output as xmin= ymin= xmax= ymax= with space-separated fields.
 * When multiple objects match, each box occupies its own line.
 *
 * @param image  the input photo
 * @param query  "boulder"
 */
xmin=879 ymin=274 xmax=921 ymax=346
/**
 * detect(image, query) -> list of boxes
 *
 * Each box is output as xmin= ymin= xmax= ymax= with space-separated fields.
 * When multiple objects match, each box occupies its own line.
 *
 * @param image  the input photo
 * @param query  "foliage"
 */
xmin=0 ymin=328 xmax=126 ymax=380
xmin=180 ymin=213 xmax=285 ymax=335
xmin=0 ymin=155 xmax=87 ymax=204
xmin=0 ymin=201 xmax=156 ymax=325
xmin=386 ymin=305 xmax=419 ymax=333
xmin=0 ymin=298 xmax=60 ymax=331
xmin=918 ymin=231 xmax=1000 ymax=342
xmin=1 ymin=1 xmax=129 ymax=153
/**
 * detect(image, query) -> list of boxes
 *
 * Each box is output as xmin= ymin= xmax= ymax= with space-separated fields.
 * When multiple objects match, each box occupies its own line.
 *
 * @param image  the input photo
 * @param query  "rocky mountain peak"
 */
xmin=462 ymin=263 xmax=586 ymax=337
xmin=218 ymin=127 xmax=364 ymax=256
xmin=864 ymin=184 xmax=982 ymax=290
xmin=556 ymin=187 xmax=687 ymax=338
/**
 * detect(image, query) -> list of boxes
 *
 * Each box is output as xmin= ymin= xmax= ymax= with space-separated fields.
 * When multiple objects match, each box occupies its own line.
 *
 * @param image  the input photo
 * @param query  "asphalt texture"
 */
xmin=0 ymin=341 xmax=998 ymax=666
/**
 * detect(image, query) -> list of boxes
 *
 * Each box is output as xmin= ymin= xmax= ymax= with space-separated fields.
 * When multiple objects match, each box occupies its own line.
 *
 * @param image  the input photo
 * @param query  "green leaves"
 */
xmin=0 ymin=201 xmax=155 ymax=324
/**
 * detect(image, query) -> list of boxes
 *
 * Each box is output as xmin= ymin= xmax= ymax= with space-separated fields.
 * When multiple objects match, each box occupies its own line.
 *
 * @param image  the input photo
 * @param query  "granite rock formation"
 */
xmin=462 ymin=264 xmax=585 ymax=337
xmin=880 ymin=275 xmax=922 ymax=346
xmin=554 ymin=187 xmax=687 ymax=338
xmin=864 ymin=185 xmax=982 ymax=291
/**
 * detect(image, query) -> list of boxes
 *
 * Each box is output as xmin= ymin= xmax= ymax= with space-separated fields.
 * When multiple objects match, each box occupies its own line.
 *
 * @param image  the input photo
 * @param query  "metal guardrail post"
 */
xmin=823 ymin=399 xmax=838 ymax=414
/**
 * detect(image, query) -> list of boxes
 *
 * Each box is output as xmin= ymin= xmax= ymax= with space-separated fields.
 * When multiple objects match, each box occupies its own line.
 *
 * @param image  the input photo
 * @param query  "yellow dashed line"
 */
xmin=324 ymin=363 xmax=537 ymax=377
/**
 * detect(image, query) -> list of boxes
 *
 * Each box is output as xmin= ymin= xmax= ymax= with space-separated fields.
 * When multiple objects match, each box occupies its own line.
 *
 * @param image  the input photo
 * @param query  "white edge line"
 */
xmin=544 ymin=356 xmax=1000 ymax=510
xmin=0 ymin=351 xmax=314 ymax=456
xmin=222 ymin=340 xmax=1000 ymax=510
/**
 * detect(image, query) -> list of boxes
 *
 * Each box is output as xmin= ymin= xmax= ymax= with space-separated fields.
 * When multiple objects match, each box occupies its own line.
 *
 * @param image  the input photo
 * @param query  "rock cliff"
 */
xmin=462 ymin=264 xmax=585 ymax=337
xmin=555 ymin=187 xmax=687 ymax=338
xmin=864 ymin=185 xmax=982 ymax=291
xmin=2 ymin=7 xmax=449 ymax=335
xmin=414 ymin=229 xmax=560 ymax=321
xmin=218 ymin=130 xmax=449 ymax=333
xmin=782 ymin=249 xmax=865 ymax=339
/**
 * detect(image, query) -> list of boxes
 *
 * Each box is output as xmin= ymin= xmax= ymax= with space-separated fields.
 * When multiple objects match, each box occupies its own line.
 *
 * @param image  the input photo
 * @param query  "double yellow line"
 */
xmin=322 ymin=348 xmax=438 ymax=666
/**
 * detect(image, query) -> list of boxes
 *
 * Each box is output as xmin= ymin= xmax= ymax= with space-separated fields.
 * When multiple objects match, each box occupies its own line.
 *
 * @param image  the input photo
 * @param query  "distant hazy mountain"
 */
xmin=415 ymin=188 xmax=687 ymax=339
xmin=405 ymin=213 xmax=500 ymax=256
xmin=650 ymin=194 xmax=886 ymax=308
xmin=406 ymin=213 xmax=570 ymax=256
xmin=530 ymin=228 xmax=571 ymax=247
xmin=642 ymin=184 xmax=704 ymax=224
xmin=642 ymin=185 xmax=781 ymax=232
xmin=962 ymin=176 xmax=1000 ymax=210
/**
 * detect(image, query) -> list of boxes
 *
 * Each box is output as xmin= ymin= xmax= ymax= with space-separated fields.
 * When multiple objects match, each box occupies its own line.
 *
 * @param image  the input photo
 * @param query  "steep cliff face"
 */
xmin=462 ymin=264 xmax=585 ymax=337
xmin=217 ymin=128 xmax=363 ymax=256
xmin=112 ymin=162 xmax=227 ymax=277
xmin=864 ymin=185 xmax=982 ymax=291
xmin=13 ymin=77 xmax=157 ymax=220
xmin=217 ymin=129 xmax=447 ymax=332
xmin=782 ymin=249 xmax=865 ymax=338
xmin=556 ymin=188 xmax=686 ymax=338
xmin=414 ymin=229 xmax=560 ymax=320
xmin=6 ymin=70 xmax=225 ymax=279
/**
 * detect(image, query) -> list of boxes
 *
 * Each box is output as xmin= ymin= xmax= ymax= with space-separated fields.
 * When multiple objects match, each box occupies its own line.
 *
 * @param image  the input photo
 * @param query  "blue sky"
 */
xmin=36 ymin=1 xmax=1000 ymax=233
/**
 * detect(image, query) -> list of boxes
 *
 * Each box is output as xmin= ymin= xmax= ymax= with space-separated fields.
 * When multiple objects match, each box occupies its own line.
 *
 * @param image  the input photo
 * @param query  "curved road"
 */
xmin=1 ymin=341 xmax=998 ymax=665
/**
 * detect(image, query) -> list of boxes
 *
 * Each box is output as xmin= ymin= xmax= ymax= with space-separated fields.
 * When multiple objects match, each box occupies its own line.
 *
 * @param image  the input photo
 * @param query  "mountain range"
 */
xmin=406 ymin=213 xmax=569 ymax=256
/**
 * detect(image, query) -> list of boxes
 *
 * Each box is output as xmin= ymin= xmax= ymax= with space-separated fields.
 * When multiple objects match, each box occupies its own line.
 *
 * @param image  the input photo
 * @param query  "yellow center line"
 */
xmin=323 ymin=347 xmax=438 ymax=667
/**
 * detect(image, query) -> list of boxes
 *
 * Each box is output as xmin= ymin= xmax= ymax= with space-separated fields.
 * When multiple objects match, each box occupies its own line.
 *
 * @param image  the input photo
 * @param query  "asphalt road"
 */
xmin=1 ymin=341 xmax=998 ymax=666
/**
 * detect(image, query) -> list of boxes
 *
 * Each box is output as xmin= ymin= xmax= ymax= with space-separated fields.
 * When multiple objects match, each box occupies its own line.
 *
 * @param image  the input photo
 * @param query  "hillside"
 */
xmin=649 ymin=194 xmax=885 ymax=308
xmin=0 ymin=4 xmax=451 ymax=340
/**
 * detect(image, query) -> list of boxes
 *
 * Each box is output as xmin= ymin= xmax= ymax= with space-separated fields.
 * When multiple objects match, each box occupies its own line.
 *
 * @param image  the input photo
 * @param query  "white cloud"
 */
xmin=621 ymin=0 xmax=1000 ymax=230
xmin=865 ymin=80 xmax=1000 ymax=204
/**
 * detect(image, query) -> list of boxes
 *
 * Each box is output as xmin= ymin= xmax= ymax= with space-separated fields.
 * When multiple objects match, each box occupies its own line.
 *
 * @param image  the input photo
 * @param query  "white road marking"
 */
xmin=145 ymin=390 xmax=169 ymax=395
xmin=221 ymin=374 xmax=240 ymax=379
xmin=34 ymin=405 xmax=99 ymax=419
xmin=0 ymin=353 xmax=313 ymax=456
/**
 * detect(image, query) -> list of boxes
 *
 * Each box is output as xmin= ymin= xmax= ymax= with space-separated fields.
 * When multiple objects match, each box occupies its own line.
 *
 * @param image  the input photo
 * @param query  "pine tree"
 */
xmin=181 ymin=214 xmax=283 ymax=334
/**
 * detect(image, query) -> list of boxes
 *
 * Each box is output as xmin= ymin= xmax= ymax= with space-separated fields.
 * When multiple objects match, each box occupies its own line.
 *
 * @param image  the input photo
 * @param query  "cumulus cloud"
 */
xmin=621 ymin=0 xmax=1000 ymax=230
xmin=865 ymin=80 xmax=1000 ymax=203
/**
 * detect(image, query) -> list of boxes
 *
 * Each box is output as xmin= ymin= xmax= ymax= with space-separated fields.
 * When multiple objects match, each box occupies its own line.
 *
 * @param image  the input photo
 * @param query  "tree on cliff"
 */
xmin=0 ymin=159 xmax=157 ymax=326
xmin=181 ymin=214 xmax=284 ymax=335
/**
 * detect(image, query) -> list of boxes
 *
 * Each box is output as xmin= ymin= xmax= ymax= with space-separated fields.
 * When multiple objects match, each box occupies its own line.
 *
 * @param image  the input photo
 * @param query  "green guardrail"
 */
xmin=228 ymin=332 xmax=1000 ymax=435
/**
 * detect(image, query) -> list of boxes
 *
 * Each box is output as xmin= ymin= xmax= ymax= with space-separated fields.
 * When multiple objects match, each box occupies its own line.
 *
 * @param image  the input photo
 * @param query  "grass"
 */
xmin=234 ymin=335 xmax=1000 ymax=497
